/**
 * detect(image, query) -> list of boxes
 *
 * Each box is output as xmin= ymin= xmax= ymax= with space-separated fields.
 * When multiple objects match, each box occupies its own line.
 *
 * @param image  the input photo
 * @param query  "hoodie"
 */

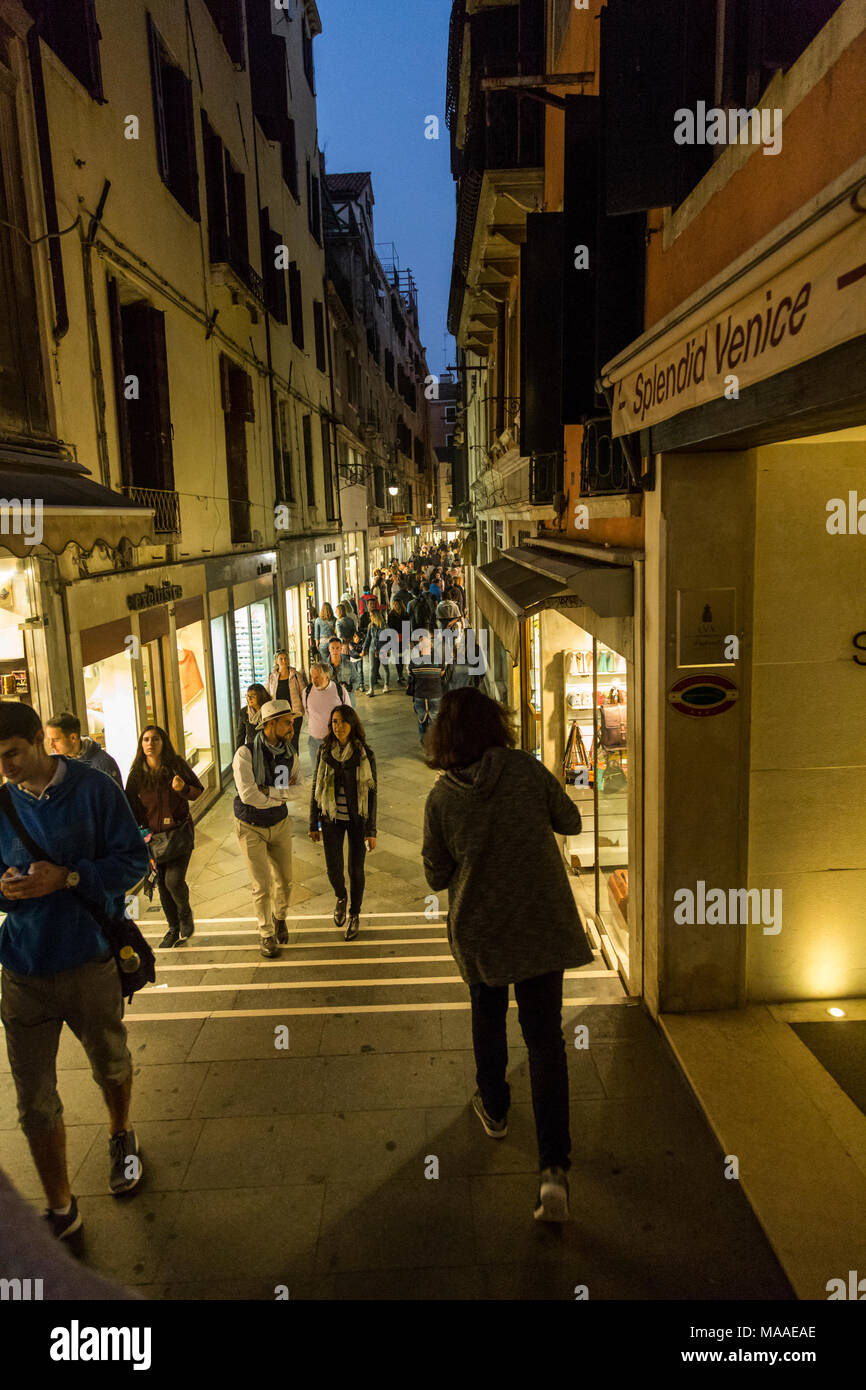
xmin=0 ymin=757 xmax=151 ymax=976
xmin=78 ymin=735 xmax=123 ymax=787
xmin=422 ymin=746 xmax=594 ymax=987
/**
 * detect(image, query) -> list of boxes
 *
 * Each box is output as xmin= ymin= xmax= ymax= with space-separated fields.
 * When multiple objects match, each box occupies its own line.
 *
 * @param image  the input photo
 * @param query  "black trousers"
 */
xmin=468 ymin=970 xmax=570 ymax=1172
xmin=320 ymin=818 xmax=367 ymax=914
xmin=155 ymin=847 xmax=194 ymax=936
xmin=289 ymin=715 xmax=303 ymax=755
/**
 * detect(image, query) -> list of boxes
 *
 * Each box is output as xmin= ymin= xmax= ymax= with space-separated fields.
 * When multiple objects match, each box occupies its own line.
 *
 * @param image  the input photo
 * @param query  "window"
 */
xmin=302 ymin=14 xmax=315 ymax=92
xmin=313 ymin=301 xmax=327 ymax=373
xmin=320 ymin=417 xmax=336 ymax=521
xmin=306 ymin=159 xmax=321 ymax=244
xmin=259 ymin=209 xmax=288 ymax=323
xmin=0 ymin=85 xmax=50 ymax=438
xmin=147 ymin=15 xmax=200 ymax=220
xmin=27 ymin=0 xmax=103 ymax=100
xmin=445 ymin=406 xmax=456 ymax=421
xmin=302 ymin=414 xmax=315 ymax=506
xmin=384 ymin=349 xmax=395 ymax=390
xmin=107 ymin=282 xmax=176 ymax=493
xmin=493 ymin=520 xmax=504 ymax=553
xmin=246 ymin=0 xmax=291 ymax=142
xmin=282 ymin=119 xmax=299 ymax=199
xmin=203 ymin=0 xmax=244 ymax=67
xmin=445 ymin=434 xmax=454 ymax=447
xmin=220 ymin=355 xmax=254 ymax=542
xmin=275 ymin=395 xmax=295 ymax=503
xmin=288 ymin=262 xmax=304 ymax=348
xmin=373 ymin=465 xmax=385 ymax=509
xmin=201 ymin=114 xmax=249 ymax=273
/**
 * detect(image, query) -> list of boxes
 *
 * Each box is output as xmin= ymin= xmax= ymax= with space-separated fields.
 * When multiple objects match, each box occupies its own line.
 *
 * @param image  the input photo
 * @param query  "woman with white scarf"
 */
xmin=309 ymin=704 xmax=377 ymax=940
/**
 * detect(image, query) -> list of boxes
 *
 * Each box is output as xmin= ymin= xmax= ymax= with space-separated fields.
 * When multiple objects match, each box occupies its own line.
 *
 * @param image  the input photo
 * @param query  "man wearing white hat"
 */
xmin=232 ymin=698 xmax=299 ymax=958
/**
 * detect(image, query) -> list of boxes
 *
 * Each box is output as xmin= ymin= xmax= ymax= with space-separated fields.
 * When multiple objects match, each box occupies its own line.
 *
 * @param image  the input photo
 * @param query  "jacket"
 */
xmin=235 ymin=706 xmax=261 ymax=750
xmin=126 ymin=758 xmax=203 ymax=835
xmin=78 ymin=735 xmax=123 ymax=787
xmin=232 ymin=740 xmax=296 ymax=827
xmin=0 ymin=757 xmax=150 ymax=976
xmin=313 ymin=617 xmax=337 ymax=649
xmin=408 ymin=659 xmax=447 ymax=701
xmin=266 ymin=667 xmax=305 ymax=713
xmin=309 ymin=742 xmax=377 ymax=836
xmin=422 ymin=746 xmax=594 ymax=987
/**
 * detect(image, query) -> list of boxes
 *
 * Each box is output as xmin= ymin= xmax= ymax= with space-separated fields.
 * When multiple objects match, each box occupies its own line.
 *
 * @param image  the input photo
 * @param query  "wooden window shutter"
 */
xmin=219 ymin=352 xmax=232 ymax=412
xmin=242 ymin=371 xmax=255 ymax=422
xmin=201 ymin=113 xmax=226 ymax=260
xmin=147 ymin=304 xmax=175 ymax=490
xmin=520 ymin=212 xmax=563 ymax=456
xmin=146 ymin=13 xmax=169 ymax=183
xmin=106 ymin=275 xmax=132 ymax=486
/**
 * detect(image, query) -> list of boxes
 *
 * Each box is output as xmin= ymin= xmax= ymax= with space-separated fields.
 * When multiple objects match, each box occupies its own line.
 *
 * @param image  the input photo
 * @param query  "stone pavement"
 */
xmin=0 ymin=685 xmax=794 ymax=1300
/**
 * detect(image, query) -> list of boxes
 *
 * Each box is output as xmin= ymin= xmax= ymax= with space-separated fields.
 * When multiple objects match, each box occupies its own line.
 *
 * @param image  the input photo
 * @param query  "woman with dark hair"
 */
xmin=421 ymin=688 xmax=594 ymax=1224
xmin=309 ymin=705 xmax=377 ymax=941
xmin=125 ymin=727 xmax=203 ymax=949
xmin=235 ymin=683 xmax=270 ymax=751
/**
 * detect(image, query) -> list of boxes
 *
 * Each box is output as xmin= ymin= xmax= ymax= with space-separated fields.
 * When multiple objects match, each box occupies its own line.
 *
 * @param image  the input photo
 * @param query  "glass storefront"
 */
xmin=209 ymin=614 xmax=234 ymax=775
xmin=176 ymin=619 xmax=213 ymax=780
xmin=285 ymin=585 xmax=307 ymax=673
xmin=562 ymin=632 xmax=630 ymax=967
xmin=0 ymin=559 xmax=35 ymax=705
xmin=316 ymin=557 xmax=339 ymax=611
xmin=83 ymin=650 xmax=138 ymax=781
xmin=527 ymin=612 xmax=542 ymax=760
xmin=234 ymin=599 xmax=273 ymax=691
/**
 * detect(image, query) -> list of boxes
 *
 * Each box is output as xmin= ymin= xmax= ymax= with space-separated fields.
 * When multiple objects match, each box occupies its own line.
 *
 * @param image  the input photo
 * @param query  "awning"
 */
xmin=0 ymin=450 xmax=155 ymax=557
xmin=474 ymin=547 xmax=633 ymax=660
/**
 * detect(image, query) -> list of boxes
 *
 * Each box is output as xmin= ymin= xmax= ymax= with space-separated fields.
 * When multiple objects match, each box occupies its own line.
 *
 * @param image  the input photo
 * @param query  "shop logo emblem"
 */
xmin=668 ymin=674 xmax=738 ymax=717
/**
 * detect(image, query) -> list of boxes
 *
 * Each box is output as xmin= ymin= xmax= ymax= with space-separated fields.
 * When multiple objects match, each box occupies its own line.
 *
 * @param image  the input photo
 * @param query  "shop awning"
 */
xmin=0 ymin=450 xmax=155 ymax=557
xmin=474 ymin=547 xmax=633 ymax=659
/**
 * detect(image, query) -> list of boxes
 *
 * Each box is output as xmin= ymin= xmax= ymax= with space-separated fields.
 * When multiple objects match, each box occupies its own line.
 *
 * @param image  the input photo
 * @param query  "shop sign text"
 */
xmin=126 ymin=581 xmax=182 ymax=611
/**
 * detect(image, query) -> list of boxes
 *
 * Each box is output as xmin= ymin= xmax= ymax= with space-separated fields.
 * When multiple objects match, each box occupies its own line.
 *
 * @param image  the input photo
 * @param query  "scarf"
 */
xmin=251 ymin=728 xmax=291 ymax=788
xmin=314 ymin=738 xmax=375 ymax=821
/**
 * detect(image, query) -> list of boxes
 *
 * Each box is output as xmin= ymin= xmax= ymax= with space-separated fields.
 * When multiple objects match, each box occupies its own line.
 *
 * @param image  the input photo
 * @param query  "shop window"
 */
xmin=289 ymin=262 xmax=304 ymax=348
xmin=107 ymin=284 xmax=176 ymax=494
xmin=26 ymin=0 xmax=103 ymax=100
xmin=203 ymin=0 xmax=245 ymax=68
xmin=313 ymin=300 xmax=327 ymax=373
xmin=176 ymin=619 xmax=213 ymax=777
xmin=83 ymin=653 xmax=138 ymax=781
xmin=285 ymin=585 xmax=305 ymax=671
xmin=209 ymin=614 xmax=234 ymax=775
xmin=259 ymin=208 xmax=288 ymax=323
xmin=0 ymin=562 xmax=34 ymax=705
xmin=302 ymin=413 xmax=315 ymax=507
xmin=146 ymin=15 xmax=200 ymax=221
xmin=234 ymin=600 xmax=272 ymax=690
xmin=0 ymin=87 xmax=50 ymax=439
xmin=220 ymin=354 xmax=254 ymax=542
xmin=320 ymin=416 xmax=336 ymax=521
xmin=281 ymin=119 xmax=299 ymax=199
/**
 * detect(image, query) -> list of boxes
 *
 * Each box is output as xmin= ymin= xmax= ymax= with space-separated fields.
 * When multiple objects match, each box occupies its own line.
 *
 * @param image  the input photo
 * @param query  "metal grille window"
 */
xmin=147 ymin=15 xmax=199 ymax=220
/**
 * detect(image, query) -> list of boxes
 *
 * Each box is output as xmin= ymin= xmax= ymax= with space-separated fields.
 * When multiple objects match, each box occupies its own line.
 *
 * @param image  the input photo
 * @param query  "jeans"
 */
xmin=468 ymin=970 xmax=570 ymax=1173
xmin=155 ymin=846 xmax=194 ymax=937
xmin=320 ymin=818 xmax=367 ymax=914
xmin=308 ymin=735 xmax=323 ymax=773
xmin=413 ymin=696 xmax=441 ymax=742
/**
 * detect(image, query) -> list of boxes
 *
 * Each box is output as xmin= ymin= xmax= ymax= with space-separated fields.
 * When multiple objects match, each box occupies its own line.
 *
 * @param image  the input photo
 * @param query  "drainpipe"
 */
xmin=27 ymin=20 xmax=68 ymax=341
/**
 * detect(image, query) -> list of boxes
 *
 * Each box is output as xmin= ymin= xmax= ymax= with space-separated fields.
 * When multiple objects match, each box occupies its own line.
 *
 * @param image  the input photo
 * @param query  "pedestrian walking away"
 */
xmin=309 ymin=704 xmax=377 ymax=941
xmin=235 ymin=683 xmax=270 ymax=752
xmin=232 ymin=699 xmax=300 ymax=957
xmin=0 ymin=701 xmax=151 ymax=1240
xmin=45 ymin=711 xmax=124 ymax=788
xmin=266 ymin=650 xmax=307 ymax=754
xmin=313 ymin=603 xmax=337 ymax=661
xmin=125 ymin=726 xmax=203 ymax=949
xmin=421 ymin=688 xmax=595 ymax=1224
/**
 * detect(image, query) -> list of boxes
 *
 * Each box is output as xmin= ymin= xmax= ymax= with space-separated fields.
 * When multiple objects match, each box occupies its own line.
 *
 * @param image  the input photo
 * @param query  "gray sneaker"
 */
xmin=472 ymin=1090 xmax=508 ymax=1138
xmin=260 ymin=934 xmax=280 ymax=958
xmin=533 ymin=1166 xmax=569 ymax=1222
xmin=109 ymin=1129 xmax=142 ymax=1195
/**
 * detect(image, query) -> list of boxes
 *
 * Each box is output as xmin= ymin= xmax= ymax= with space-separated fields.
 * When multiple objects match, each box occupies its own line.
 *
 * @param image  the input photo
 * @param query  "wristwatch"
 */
xmin=65 ymin=869 xmax=80 ymax=889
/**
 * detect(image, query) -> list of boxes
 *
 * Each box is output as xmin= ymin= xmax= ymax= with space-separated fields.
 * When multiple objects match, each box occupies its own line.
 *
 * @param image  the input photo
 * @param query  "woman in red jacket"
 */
xmin=125 ymin=726 xmax=203 ymax=949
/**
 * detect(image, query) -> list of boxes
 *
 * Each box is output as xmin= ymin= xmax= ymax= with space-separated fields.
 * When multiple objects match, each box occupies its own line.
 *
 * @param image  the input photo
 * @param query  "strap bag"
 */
xmin=599 ymin=702 xmax=627 ymax=750
xmin=149 ymin=815 xmax=194 ymax=863
xmin=0 ymin=786 xmax=156 ymax=1002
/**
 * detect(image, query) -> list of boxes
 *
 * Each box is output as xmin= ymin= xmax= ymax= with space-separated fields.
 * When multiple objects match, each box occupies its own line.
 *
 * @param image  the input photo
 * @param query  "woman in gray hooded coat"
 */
xmin=422 ymin=687 xmax=594 ymax=1223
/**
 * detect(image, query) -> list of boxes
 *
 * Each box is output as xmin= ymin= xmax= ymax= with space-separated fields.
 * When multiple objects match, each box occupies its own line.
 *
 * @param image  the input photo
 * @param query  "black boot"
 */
xmin=334 ymin=897 xmax=348 ymax=929
xmin=344 ymin=913 xmax=360 ymax=941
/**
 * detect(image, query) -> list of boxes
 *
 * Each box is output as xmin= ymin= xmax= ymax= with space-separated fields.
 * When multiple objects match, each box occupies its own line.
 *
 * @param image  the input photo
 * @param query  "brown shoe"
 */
xmin=260 ymin=934 xmax=280 ymax=958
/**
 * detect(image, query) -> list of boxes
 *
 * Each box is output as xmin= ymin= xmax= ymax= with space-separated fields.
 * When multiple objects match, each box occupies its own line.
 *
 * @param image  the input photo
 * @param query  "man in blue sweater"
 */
xmin=0 ymin=702 xmax=150 ymax=1241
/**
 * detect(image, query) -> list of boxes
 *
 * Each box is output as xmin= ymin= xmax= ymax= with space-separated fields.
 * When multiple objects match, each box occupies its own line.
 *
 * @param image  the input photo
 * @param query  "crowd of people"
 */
xmin=0 ymin=538 xmax=593 ymax=1268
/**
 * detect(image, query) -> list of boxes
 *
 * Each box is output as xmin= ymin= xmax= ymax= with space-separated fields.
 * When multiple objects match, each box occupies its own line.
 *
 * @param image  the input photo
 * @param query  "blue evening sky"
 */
xmin=315 ymin=0 xmax=456 ymax=379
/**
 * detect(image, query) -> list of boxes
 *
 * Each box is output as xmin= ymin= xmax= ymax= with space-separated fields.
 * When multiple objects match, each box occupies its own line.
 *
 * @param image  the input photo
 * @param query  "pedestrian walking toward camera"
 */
xmin=235 ymin=683 xmax=270 ymax=752
xmin=309 ymin=705 xmax=377 ymax=941
xmin=125 ymin=727 xmax=203 ymax=950
xmin=0 ymin=701 xmax=150 ymax=1238
xmin=325 ymin=636 xmax=358 ymax=708
xmin=302 ymin=663 xmax=353 ymax=768
xmin=232 ymin=699 xmax=299 ymax=958
xmin=266 ymin=650 xmax=306 ymax=754
xmin=407 ymin=630 xmax=448 ymax=745
xmin=421 ymin=688 xmax=595 ymax=1224
xmin=45 ymin=711 xmax=123 ymax=788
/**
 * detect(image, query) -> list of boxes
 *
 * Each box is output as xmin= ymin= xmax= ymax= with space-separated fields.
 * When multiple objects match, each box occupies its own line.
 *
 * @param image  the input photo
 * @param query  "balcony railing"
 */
xmin=121 ymin=485 xmax=180 ymax=535
xmin=579 ymin=419 xmax=641 ymax=496
xmin=463 ymin=55 xmax=544 ymax=175
xmin=209 ymin=229 xmax=265 ymax=305
xmin=529 ymin=451 xmax=560 ymax=505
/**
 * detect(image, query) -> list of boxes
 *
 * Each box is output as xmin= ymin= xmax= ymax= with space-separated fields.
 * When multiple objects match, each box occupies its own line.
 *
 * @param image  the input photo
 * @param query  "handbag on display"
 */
xmin=599 ymin=701 xmax=627 ymax=750
xmin=568 ymin=651 xmax=582 ymax=677
xmin=601 ymin=752 xmax=628 ymax=793
xmin=563 ymin=720 xmax=591 ymax=786
xmin=0 ymin=787 xmax=156 ymax=1003
xmin=607 ymin=868 xmax=629 ymax=925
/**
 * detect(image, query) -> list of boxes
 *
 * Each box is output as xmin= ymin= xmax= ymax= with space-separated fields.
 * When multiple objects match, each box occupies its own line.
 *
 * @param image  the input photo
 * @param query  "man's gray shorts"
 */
xmin=0 ymin=956 xmax=132 ymax=1137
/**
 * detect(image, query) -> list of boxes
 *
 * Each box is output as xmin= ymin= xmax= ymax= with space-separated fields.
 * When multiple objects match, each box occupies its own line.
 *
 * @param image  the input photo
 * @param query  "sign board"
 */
xmin=668 ymin=674 xmax=738 ymax=717
xmin=677 ymin=588 xmax=736 ymax=667
xmin=610 ymin=215 xmax=866 ymax=437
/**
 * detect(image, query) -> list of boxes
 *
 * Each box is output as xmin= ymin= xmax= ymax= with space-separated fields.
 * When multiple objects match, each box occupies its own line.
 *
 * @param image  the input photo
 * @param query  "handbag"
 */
xmin=0 ymin=786 xmax=156 ymax=1002
xmin=149 ymin=816 xmax=194 ymax=863
xmin=599 ymin=702 xmax=627 ymax=750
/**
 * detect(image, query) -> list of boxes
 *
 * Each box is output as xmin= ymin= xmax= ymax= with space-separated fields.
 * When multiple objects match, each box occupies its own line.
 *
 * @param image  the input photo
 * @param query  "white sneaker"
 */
xmin=533 ymin=1166 xmax=569 ymax=1222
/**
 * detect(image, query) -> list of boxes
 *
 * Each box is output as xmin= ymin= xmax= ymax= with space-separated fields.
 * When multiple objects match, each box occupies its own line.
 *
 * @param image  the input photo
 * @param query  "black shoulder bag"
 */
xmin=0 ymin=786 xmax=156 ymax=1002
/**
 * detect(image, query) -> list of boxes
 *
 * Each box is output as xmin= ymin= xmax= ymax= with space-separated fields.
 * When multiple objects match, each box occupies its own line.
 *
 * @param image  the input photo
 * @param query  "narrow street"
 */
xmin=0 ymin=692 xmax=791 ymax=1300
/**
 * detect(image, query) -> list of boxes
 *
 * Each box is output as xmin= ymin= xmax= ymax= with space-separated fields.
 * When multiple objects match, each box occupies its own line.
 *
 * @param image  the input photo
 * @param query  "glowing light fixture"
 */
xmin=388 ymin=485 xmax=398 ymax=496
xmin=827 ymin=1007 xmax=846 ymax=1018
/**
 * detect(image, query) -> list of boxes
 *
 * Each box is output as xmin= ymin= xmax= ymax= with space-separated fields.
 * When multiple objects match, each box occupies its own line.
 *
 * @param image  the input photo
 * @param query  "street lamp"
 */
xmin=426 ymin=502 xmax=432 ymax=510
xmin=388 ymin=485 xmax=398 ymax=496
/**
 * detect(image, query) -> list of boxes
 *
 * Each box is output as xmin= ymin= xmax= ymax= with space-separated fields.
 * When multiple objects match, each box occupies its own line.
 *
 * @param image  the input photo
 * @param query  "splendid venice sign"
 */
xmin=608 ymin=213 xmax=866 ymax=437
